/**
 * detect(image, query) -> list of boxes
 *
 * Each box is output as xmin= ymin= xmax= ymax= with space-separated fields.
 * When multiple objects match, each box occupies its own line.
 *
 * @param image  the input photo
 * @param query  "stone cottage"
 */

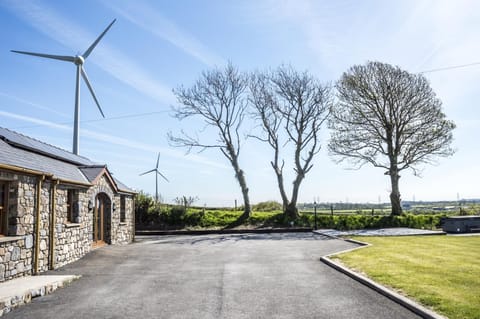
xmin=0 ymin=127 xmax=136 ymax=282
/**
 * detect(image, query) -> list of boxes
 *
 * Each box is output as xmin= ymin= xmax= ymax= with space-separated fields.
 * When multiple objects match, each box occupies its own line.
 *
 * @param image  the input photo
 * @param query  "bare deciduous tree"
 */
xmin=174 ymin=195 xmax=199 ymax=210
xmin=250 ymin=72 xmax=288 ymax=207
xmin=329 ymin=61 xmax=455 ymax=215
xmin=250 ymin=66 xmax=331 ymax=219
xmin=169 ymin=63 xmax=251 ymax=218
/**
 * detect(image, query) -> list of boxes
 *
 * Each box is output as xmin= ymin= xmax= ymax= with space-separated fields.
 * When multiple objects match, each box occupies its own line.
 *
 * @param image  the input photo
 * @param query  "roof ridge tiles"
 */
xmin=78 ymin=164 xmax=107 ymax=168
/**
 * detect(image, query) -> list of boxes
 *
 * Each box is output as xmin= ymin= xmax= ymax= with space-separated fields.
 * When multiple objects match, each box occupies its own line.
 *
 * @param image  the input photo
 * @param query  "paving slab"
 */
xmin=0 ymin=275 xmax=79 ymax=317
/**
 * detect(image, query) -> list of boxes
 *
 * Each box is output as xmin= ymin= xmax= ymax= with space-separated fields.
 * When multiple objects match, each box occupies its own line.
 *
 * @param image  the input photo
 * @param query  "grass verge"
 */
xmin=333 ymin=236 xmax=480 ymax=319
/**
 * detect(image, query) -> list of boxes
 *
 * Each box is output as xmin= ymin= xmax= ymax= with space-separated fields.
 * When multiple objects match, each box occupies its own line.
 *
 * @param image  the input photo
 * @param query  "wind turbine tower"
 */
xmin=11 ymin=19 xmax=116 ymax=155
xmin=140 ymin=153 xmax=169 ymax=202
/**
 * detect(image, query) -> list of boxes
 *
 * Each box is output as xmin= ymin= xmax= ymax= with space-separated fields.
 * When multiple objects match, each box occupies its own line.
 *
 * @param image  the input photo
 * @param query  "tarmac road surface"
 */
xmin=4 ymin=233 xmax=421 ymax=318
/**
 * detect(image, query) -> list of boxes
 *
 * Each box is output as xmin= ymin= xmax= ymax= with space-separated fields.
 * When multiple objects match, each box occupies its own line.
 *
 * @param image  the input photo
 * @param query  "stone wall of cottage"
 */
xmin=53 ymin=186 xmax=93 ymax=269
xmin=0 ymin=170 xmax=135 ymax=282
xmin=1 ymin=172 xmax=36 ymax=282
xmin=111 ymin=195 xmax=134 ymax=245
xmin=0 ymin=236 xmax=32 ymax=282
xmin=9 ymin=174 xmax=36 ymax=236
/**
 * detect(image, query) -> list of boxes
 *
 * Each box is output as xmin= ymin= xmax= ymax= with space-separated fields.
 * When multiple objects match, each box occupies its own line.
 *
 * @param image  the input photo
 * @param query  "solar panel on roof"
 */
xmin=0 ymin=127 xmax=96 ymax=166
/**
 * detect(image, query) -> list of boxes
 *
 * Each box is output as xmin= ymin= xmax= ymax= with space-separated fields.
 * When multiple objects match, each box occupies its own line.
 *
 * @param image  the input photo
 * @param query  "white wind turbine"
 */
xmin=140 ymin=153 xmax=169 ymax=202
xmin=11 ymin=19 xmax=116 ymax=155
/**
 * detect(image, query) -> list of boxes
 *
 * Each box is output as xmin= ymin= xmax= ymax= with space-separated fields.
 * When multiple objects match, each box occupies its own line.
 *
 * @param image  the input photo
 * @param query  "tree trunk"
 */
xmin=284 ymin=202 xmax=299 ymax=219
xmin=238 ymin=170 xmax=251 ymax=218
xmin=272 ymin=162 xmax=289 ymax=213
xmin=230 ymin=156 xmax=251 ymax=218
xmin=284 ymin=177 xmax=301 ymax=219
xmin=389 ymin=171 xmax=402 ymax=216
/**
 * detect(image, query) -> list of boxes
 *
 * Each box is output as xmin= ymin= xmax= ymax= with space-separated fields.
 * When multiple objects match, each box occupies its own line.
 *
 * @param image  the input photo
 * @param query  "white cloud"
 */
xmin=0 ymin=91 xmax=70 ymax=118
xmin=105 ymin=1 xmax=226 ymax=68
xmin=0 ymin=110 xmax=70 ymax=130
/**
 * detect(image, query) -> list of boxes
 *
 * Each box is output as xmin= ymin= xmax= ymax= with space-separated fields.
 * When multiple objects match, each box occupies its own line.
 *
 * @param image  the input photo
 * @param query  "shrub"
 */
xmin=198 ymin=211 xmax=242 ymax=228
xmin=135 ymin=191 xmax=155 ymax=224
xmin=252 ymin=201 xmax=283 ymax=212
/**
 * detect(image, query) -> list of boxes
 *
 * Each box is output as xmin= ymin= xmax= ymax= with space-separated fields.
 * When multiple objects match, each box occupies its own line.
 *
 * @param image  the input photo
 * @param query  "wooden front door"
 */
xmin=94 ymin=194 xmax=106 ymax=245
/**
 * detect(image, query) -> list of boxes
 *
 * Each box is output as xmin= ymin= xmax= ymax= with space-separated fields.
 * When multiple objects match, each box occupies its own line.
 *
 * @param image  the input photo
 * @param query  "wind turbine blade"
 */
xmin=156 ymin=153 xmax=160 ymax=169
xmin=139 ymin=168 xmax=156 ymax=176
xmin=11 ymin=50 xmax=75 ymax=62
xmin=82 ymin=19 xmax=116 ymax=59
xmin=157 ymin=171 xmax=169 ymax=182
xmin=81 ymin=67 xmax=105 ymax=118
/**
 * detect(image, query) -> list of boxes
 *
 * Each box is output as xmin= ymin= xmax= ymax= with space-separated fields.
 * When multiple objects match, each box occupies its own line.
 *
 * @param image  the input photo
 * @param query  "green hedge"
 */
xmin=304 ymin=214 xmax=444 ymax=230
xmin=136 ymin=204 xmax=446 ymax=230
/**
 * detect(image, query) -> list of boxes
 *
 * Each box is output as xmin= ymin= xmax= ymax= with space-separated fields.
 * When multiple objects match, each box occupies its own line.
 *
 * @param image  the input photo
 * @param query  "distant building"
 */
xmin=0 ymin=127 xmax=136 ymax=282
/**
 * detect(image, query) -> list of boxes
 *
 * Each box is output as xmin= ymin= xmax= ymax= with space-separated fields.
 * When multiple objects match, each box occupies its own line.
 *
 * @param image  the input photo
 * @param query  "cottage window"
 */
xmin=120 ymin=195 xmax=126 ymax=223
xmin=66 ymin=189 xmax=78 ymax=223
xmin=0 ymin=181 xmax=9 ymax=236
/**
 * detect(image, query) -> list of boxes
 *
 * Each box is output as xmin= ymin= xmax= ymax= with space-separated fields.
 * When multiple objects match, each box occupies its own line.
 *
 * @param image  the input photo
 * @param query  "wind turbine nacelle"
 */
xmin=74 ymin=55 xmax=85 ymax=65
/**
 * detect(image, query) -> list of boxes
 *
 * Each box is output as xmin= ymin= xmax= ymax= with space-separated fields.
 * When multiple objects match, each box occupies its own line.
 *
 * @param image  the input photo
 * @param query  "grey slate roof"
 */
xmin=79 ymin=166 xmax=106 ymax=183
xmin=0 ymin=139 xmax=90 ymax=183
xmin=0 ymin=127 xmax=135 ymax=193
xmin=113 ymin=177 xmax=135 ymax=193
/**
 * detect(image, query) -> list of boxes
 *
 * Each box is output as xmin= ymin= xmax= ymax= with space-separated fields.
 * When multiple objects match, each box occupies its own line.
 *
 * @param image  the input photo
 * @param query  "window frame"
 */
xmin=66 ymin=189 xmax=78 ymax=223
xmin=0 ymin=181 xmax=10 ymax=236
xmin=120 ymin=195 xmax=126 ymax=223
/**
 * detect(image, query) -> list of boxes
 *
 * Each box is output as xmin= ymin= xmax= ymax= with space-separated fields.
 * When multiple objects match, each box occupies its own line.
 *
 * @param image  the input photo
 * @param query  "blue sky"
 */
xmin=1 ymin=0 xmax=479 ymax=206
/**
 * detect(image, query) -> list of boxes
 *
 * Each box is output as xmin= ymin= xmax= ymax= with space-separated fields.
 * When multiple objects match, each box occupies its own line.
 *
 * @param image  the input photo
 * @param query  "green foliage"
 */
xmin=135 ymin=195 xmax=446 ymax=230
xmin=252 ymin=201 xmax=283 ymax=212
xmin=134 ymin=191 xmax=155 ymax=225
xmin=302 ymin=213 xmax=445 ymax=230
xmin=198 ymin=211 xmax=242 ymax=227
xmin=460 ymin=204 xmax=480 ymax=216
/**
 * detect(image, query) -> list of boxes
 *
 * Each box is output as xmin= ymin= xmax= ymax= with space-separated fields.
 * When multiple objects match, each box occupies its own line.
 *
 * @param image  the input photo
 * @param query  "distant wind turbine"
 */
xmin=11 ymin=19 xmax=116 ymax=155
xmin=140 ymin=153 xmax=169 ymax=202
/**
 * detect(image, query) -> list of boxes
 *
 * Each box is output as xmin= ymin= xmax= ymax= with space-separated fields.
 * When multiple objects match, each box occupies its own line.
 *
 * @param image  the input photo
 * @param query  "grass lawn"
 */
xmin=333 ymin=236 xmax=480 ymax=319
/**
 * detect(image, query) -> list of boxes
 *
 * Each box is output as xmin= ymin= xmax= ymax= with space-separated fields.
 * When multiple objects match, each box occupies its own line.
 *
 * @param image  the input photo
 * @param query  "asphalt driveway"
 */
xmin=4 ymin=233 xmax=421 ymax=318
